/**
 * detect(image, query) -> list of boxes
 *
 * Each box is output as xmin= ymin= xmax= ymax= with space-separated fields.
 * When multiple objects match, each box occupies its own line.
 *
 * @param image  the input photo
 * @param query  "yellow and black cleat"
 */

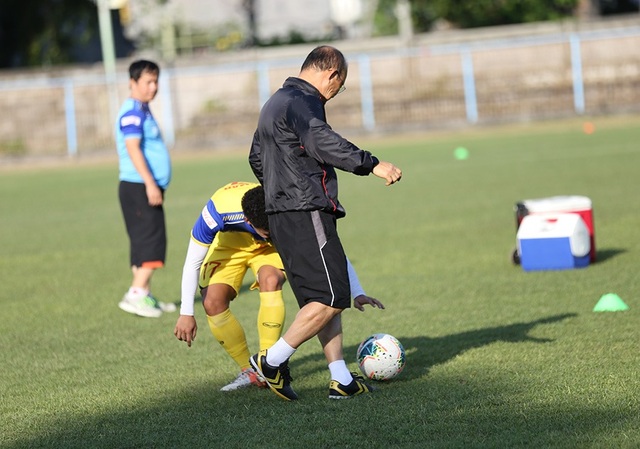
xmin=328 ymin=372 xmax=374 ymax=399
xmin=250 ymin=349 xmax=298 ymax=401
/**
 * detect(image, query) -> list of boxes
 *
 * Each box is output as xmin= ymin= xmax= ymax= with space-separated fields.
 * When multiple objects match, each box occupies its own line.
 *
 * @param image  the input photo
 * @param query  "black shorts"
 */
xmin=268 ymin=210 xmax=350 ymax=310
xmin=118 ymin=181 xmax=166 ymax=268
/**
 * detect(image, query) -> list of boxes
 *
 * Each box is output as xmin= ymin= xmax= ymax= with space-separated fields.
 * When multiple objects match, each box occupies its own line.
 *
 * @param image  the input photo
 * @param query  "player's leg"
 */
xmin=203 ymin=284 xmax=263 ymax=391
xmin=131 ymin=265 xmax=153 ymax=290
xmin=203 ymin=283 xmax=248 ymax=367
xmin=117 ymin=181 xmax=165 ymax=318
xmin=132 ymin=265 xmax=176 ymax=312
xmin=203 ymin=242 xmax=264 ymax=390
xmin=250 ymin=247 xmax=287 ymax=350
xmin=256 ymin=270 xmax=286 ymax=350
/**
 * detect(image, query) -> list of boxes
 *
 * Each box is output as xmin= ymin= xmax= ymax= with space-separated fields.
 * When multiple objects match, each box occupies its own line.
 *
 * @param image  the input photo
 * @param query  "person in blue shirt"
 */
xmin=116 ymin=59 xmax=175 ymax=318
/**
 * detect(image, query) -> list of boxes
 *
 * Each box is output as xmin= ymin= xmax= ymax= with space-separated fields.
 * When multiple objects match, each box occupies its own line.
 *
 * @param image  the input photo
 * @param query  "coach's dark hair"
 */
xmin=301 ymin=45 xmax=347 ymax=76
xmin=129 ymin=60 xmax=160 ymax=81
xmin=241 ymin=186 xmax=269 ymax=232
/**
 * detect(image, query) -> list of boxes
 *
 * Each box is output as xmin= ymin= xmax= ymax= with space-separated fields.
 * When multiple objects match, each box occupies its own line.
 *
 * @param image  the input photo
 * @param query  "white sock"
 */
xmin=127 ymin=287 xmax=148 ymax=299
xmin=265 ymin=338 xmax=296 ymax=367
xmin=328 ymin=360 xmax=353 ymax=385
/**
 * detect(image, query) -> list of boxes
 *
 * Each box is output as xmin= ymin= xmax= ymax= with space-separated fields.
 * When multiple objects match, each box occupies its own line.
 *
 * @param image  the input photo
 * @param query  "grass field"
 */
xmin=1 ymin=116 xmax=639 ymax=448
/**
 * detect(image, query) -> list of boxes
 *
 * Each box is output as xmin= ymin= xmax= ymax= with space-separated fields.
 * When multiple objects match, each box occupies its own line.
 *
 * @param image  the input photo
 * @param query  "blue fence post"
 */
xmin=570 ymin=33 xmax=585 ymax=115
xmin=64 ymin=80 xmax=78 ymax=157
xmin=160 ymin=71 xmax=175 ymax=148
xmin=358 ymin=54 xmax=376 ymax=131
xmin=257 ymin=62 xmax=271 ymax=109
xmin=461 ymin=49 xmax=478 ymax=124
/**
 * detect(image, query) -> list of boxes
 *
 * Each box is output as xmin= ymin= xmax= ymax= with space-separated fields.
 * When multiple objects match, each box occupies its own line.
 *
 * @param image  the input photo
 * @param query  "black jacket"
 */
xmin=249 ymin=77 xmax=378 ymax=218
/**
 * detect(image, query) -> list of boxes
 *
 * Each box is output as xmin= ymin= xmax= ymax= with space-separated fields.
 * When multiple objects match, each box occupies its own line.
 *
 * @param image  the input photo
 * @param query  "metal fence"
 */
xmin=2 ymin=21 xmax=640 ymax=159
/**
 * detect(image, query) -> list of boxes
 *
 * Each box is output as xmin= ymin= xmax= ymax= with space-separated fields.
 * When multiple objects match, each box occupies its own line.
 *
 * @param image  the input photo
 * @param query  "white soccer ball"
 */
xmin=356 ymin=333 xmax=406 ymax=381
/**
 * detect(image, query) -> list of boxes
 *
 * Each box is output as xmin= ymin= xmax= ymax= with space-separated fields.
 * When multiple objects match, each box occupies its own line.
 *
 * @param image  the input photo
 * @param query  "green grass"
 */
xmin=1 ymin=116 xmax=639 ymax=448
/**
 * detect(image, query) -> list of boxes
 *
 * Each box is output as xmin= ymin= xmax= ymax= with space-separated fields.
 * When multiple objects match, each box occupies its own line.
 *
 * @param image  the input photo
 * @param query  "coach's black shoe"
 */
xmin=250 ymin=350 xmax=298 ymax=401
xmin=328 ymin=372 xmax=374 ymax=399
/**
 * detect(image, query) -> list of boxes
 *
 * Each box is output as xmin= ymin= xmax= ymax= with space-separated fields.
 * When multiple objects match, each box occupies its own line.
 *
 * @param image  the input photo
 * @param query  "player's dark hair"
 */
xmin=301 ymin=45 xmax=348 ymax=76
xmin=242 ymin=186 xmax=269 ymax=232
xmin=129 ymin=60 xmax=160 ymax=81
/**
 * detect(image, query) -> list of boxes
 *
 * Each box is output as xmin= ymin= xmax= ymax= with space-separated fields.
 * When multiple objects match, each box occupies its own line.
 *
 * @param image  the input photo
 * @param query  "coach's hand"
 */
xmin=373 ymin=161 xmax=402 ymax=186
xmin=174 ymin=315 xmax=198 ymax=347
xmin=354 ymin=295 xmax=385 ymax=312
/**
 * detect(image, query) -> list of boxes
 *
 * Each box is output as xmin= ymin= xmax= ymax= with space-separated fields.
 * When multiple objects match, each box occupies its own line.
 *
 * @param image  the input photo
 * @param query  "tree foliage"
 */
xmin=374 ymin=0 xmax=580 ymax=35
xmin=0 ymin=0 xmax=98 ymax=68
xmin=412 ymin=0 xmax=580 ymax=30
xmin=373 ymin=0 xmax=400 ymax=36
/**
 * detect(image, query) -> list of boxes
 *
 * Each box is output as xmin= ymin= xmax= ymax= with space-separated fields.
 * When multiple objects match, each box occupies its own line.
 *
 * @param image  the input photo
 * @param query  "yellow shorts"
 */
xmin=199 ymin=231 xmax=284 ymax=294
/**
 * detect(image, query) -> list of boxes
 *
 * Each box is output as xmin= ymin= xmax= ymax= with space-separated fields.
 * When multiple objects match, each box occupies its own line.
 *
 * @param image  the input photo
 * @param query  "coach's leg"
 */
xmin=263 ymin=302 xmax=340 ymax=366
xmin=317 ymin=313 xmax=343 ymax=364
xmin=318 ymin=313 xmax=355 ymax=386
xmin=283 ymin=302 xmax=342 ymax=349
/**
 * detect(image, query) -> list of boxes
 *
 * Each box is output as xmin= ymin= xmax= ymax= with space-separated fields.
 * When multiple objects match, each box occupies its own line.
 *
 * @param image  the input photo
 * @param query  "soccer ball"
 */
xmin=356 ymin=333 xmax=406 ymax=381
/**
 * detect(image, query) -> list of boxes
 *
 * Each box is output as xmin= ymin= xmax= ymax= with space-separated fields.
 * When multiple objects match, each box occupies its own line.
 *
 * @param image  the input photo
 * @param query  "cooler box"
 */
xmin=515 ymin=195 xmax=596 ymax=262
xmin=517 ymin=213 xmax=591 ymax=271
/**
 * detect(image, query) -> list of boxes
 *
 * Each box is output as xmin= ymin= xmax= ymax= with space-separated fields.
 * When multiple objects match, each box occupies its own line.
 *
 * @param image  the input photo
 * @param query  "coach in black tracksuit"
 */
xmin=248 ymin=45 xmax=403 ymax=401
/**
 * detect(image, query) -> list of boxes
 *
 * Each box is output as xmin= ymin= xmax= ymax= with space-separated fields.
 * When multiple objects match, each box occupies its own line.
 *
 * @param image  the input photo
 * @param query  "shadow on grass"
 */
xmin=397 ymin=312 xmax=578 ymax=379
xmin=14 ymin=313 xmax=637 ymax=449
xmin=592 ymin=247 xmax=626 ymax=264
xmin=295 ymin=312 xmax=578 ymax=381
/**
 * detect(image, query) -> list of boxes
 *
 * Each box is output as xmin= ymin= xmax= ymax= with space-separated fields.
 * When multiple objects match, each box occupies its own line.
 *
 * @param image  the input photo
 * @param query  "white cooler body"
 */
xmin=515 ymin=195 xmax=596 ymax=262
xmin=517 ymin=213 xmax=591 ymax=271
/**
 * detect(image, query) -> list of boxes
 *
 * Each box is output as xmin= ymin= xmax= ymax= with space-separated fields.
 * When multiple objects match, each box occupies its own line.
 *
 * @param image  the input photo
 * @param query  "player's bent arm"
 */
xmin=174 ymin=315 xmax=198 ymax=347
xmin=346 ymin=257 xmax=365 ymax=299
xmin=347 ymin=257 xmax=386 ymax=311
xmin=179 ymin=238 xmax=210 ymax=316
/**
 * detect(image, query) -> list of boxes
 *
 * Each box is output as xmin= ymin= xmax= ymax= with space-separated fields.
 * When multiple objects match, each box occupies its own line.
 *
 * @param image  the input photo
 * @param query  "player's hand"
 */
xmin=146 ymin=183 xmax=164 ymax=206
xmin=354 ymin=295 xmax=385 ymax=312
xmin=372 ymin=161 xmax=402 ymax=186
xmin=174 ymin=315 xmax=197 ymax=347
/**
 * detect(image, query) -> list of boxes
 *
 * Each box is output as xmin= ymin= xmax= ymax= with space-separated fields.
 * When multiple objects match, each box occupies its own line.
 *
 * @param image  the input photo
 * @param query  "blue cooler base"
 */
xmin=519 ymin=237 xmax=590 ymax=271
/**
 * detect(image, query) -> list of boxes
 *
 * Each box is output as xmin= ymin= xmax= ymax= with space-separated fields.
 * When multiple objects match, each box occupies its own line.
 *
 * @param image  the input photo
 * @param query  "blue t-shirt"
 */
xmin=116 ymin=98 xmax=171 ymax=189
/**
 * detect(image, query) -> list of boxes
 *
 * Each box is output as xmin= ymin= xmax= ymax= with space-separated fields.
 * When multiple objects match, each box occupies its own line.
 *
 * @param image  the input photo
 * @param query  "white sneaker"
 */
xmin=146 ymin=293 xmax=177 ymax=313
xmin=158 ymin=301 xmax=177 ymax=313
xmin=220 ymin=368 xmax=266 ymax=391
xmin=118 ymin=293 xmax=162 ymax=318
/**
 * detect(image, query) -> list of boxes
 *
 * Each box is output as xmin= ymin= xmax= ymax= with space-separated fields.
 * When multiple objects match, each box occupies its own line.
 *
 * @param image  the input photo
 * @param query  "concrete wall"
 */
xmin=1 ymin=16 xmax=640 ymax=158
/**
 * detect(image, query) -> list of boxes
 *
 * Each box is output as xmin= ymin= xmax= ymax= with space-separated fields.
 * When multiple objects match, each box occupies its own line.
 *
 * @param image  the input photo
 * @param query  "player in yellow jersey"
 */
xmin=174 ymin=182 xmax=384 ymax=391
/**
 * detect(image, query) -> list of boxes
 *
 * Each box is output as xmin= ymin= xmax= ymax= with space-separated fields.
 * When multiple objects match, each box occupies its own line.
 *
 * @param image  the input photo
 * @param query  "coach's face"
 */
xmin=319 ymin=69 xmax=347 ymax=102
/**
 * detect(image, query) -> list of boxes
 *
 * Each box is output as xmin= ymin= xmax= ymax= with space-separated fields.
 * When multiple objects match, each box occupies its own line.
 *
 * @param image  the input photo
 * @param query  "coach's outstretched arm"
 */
xmin=372 ymin=160 xmax=402 ymax=186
